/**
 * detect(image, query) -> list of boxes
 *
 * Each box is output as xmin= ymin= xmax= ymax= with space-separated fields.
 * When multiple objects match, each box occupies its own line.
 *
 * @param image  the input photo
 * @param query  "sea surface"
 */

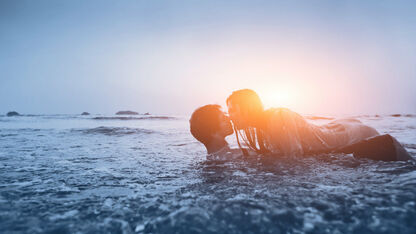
xmin=0 ymin=113 xmax=415 ymax=234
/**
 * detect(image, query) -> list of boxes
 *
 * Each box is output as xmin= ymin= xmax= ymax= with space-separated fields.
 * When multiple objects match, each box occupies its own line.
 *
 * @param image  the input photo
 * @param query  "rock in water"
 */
xmin=81 ymin=112 xmax=90 ymax=115
xmin=6 ymin=111 xmax=20 ymax=117
xmin=336 ymin=134 xmax=414 ymax=161
xmin=115 ymin=111 xmax=139 ymax=115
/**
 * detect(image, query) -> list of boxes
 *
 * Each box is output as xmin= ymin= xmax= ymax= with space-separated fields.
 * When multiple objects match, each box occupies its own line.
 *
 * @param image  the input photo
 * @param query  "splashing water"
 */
xmin=0 ymin=114 xmax=415 ymax=233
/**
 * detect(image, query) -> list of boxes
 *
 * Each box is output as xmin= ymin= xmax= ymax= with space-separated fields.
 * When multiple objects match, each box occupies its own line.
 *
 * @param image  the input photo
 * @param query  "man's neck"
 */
xmin=206 ymin=137 xmax=228 ymax=154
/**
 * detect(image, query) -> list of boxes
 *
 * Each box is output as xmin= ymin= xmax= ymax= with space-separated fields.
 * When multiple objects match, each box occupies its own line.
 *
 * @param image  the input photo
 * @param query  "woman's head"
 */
xmin=226 ymin=89 xmax=269 ymax=154
xmin=226 ymin=89 xmax=264 ymax=130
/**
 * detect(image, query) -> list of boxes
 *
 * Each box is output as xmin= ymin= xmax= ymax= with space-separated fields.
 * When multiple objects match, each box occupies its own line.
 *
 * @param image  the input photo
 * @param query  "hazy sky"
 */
xmin=1 ymin=0 xmax=415 ymax=115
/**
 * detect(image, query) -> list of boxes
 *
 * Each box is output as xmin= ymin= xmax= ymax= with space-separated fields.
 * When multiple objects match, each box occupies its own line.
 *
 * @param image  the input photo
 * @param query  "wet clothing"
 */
xmin=263 ymin=108 xmax=413 ymax=161
xmin=264 ymin=108 xmax=379 ymax=156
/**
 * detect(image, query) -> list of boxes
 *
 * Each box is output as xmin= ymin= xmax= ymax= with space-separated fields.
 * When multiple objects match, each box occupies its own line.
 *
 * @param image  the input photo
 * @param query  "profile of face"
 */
xmin=227 ymin=102 xmax=246 ymax=130
xmin=189 ymin=104 xmax=233 ymax=147
xmin=226 ymin=89 xmax=264 ymax=130
xmin=216 ymin=110 xmax=234 ymax=137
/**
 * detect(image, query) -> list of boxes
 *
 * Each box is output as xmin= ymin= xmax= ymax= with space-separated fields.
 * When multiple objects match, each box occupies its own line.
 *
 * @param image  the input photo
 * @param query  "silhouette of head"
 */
xmin=226 ymin=89 xmax=264 ymax=129
xmin=226 ymin=89 xmax=269 ymax=155
xmin=189 ymin=104 xmax=233 ymax=148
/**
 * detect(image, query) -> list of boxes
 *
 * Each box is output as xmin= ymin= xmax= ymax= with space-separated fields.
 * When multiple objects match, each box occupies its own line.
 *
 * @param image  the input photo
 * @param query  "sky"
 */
xmin=1 ymin=0 xmax=415 ymax=115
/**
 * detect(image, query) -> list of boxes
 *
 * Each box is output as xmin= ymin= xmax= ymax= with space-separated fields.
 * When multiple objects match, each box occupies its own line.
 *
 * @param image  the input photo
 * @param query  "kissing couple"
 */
xmin=190 ymin=89 xmax=413 ymax=162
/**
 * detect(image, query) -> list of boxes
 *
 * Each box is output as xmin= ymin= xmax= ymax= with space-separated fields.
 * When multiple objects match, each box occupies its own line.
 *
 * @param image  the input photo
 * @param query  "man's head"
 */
xmin=189 ymin=104 xmax=233 ymax=148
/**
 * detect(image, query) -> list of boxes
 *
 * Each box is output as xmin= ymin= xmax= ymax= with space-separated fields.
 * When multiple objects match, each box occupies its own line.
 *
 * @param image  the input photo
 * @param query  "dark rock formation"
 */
xmin=6 ymin=111 xmax=20 ymax=117
xmin=143 ymin=112 xmax=151 ymax=115
xmin=116 ymin=111 xmax=139 ymax=115
xmin=81 ymin=112 xmax=90 ymax=115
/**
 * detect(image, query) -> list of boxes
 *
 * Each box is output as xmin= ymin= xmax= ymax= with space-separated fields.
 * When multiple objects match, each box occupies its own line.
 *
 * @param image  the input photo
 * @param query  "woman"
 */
xmin=226 ymin=89 xmax=380 ymax=156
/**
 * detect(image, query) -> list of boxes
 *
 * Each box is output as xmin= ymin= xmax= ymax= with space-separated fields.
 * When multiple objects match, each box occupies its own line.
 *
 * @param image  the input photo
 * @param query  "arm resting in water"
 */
xmin=334 ymin=134 xmax=414 ymax=162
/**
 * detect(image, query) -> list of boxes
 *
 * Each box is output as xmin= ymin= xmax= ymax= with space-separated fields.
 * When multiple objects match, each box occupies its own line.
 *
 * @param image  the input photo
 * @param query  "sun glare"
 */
xmin=258 ymin=85 xmax=300 ymax=110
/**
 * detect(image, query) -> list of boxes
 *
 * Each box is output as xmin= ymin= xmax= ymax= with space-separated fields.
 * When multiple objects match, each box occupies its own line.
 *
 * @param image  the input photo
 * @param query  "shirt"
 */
xmin=264 ymin=108 xmax=379 ymax=155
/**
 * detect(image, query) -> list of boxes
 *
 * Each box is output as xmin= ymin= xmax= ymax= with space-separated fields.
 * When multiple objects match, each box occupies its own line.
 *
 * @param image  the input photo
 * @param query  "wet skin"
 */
xmin=217 ymin=111 xmax=233 ymax=137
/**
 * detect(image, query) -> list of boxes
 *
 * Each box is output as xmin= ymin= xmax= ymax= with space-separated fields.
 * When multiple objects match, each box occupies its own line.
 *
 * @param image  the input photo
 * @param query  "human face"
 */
xmin=217 ymin=111 xmax=233 ymax=137
xmin=227 ymin=102 xmax=246 ymax=130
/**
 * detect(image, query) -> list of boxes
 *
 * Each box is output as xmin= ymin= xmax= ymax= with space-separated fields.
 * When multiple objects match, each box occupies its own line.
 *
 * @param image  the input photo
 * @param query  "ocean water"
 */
xmin=0 ymin=114 xmax=415 ymax=234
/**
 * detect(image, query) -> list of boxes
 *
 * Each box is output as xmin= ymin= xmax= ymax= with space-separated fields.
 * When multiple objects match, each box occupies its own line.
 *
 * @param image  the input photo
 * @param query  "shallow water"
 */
xmin=0 ymin=114 xmax=415 ymax=233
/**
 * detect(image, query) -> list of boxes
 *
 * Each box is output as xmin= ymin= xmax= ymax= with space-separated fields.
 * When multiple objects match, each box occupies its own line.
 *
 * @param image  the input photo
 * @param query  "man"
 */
xmin=189 ymin=104 xmax=244 ymax=160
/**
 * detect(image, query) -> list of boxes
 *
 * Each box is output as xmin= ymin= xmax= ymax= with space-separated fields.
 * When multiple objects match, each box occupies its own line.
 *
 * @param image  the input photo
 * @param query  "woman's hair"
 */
xmin=226 ymin=89 xmax=270 ymax=155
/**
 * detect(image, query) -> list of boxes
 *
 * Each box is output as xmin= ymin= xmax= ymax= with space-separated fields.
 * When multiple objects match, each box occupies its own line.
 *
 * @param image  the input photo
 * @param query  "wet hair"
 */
xmin=189 ymin=104 xmax=222 ymax=147
xmin=227 ymin=89 xmax=270 ymax=155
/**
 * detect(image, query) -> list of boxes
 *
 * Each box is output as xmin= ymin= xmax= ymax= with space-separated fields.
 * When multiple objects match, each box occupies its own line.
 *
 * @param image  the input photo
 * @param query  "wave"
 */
xmin=404 ymin=144 xmax=416 ymax=150
xmin=92 ymin=116 xmax=176 ymax=120
xmin=357 ymin=114 xmax=415 ymax=118
xmin=0 ymin=114 xmax=177 ymax=121
xmin=73 ymin=126 xmax=155 ymax=136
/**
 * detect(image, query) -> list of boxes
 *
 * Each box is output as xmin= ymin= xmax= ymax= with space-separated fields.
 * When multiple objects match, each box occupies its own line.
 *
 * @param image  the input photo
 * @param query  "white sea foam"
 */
xmin=0 ymin=114 xmax=414 ymax=233
xmin=49 ymin=210 xmax=79 ymax=221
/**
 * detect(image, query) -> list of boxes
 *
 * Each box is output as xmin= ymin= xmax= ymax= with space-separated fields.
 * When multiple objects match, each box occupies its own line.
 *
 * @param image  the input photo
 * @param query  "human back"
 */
xmin=226 ymin=89 xmax=380 ymax=156
xmin=262 ymin=108 xmax=380 ymax=155
xmin=320 ymin=118 xmax=379 ymax=149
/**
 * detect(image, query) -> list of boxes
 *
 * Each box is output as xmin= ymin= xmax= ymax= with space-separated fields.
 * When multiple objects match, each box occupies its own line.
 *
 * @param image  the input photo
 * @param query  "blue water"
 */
xmin=0 ymin=114 xmax=415 ymax=233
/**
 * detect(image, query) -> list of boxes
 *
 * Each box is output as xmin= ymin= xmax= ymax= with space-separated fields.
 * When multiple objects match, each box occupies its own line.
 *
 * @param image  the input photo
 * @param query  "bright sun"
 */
xmin=258 ymin=85 xmax=299 ymax=110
